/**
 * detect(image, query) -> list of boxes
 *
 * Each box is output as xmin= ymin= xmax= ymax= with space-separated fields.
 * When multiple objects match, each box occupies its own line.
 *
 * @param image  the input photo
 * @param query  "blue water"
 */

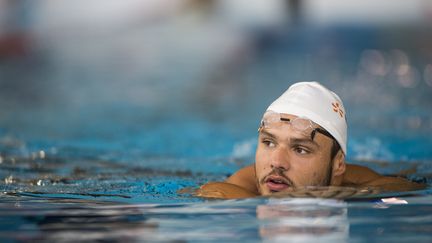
xmin=1 ymin=4 xmax=432 ymax=241
xmin=1 ymin=110 xmax=431 ymax=242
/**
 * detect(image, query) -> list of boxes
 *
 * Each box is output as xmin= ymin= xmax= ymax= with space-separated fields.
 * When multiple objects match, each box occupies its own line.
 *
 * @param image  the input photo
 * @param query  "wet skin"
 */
xmin=197 ymin=114 xmax=426 ymax=199
xmin=254 ymin=114 xmax=345 ymax=196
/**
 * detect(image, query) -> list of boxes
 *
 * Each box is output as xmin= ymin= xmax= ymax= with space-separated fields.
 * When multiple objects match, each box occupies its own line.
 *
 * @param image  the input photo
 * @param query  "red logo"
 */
xmin=332 ymin=102 xmax=344 ymax=118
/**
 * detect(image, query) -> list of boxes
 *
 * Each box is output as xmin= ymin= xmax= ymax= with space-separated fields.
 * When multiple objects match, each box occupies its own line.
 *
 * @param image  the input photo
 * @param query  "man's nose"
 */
xmin=270 ymin=148 xmax=290 ymax=171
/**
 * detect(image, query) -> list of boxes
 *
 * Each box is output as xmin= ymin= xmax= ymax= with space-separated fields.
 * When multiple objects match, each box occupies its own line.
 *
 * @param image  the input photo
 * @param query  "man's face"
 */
xmin=255 ymin=113 xmax=335 ymax=196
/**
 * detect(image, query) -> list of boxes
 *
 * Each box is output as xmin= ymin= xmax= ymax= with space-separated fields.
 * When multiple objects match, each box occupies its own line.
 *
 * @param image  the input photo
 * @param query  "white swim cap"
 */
xmin=266 ymin=81 xmax=347 ymax=154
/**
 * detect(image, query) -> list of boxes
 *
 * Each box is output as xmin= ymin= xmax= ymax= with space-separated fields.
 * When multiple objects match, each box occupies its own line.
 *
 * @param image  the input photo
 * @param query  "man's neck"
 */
xmin=331 ymin=173 xmax=344 ymax=186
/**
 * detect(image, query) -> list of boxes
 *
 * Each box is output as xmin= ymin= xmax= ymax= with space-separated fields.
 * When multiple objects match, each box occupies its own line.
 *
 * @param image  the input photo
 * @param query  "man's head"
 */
xmin=255 ymin=82 xmax=347 ymax=195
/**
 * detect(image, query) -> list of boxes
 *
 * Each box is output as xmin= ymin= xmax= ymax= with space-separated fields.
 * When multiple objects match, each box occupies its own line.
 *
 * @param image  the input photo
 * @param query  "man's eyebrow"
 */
xmin=260 ymin=129 xmax=320 ymax=148
xmin=259 ymin=129 xmax=277 ymax=139
xmin=290 ymin=137 xmax=320 ymax=148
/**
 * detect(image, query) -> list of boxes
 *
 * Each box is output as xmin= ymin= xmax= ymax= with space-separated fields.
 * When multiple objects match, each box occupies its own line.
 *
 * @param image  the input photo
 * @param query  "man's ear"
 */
xmin=332 ymin=150 xmax=346 ymax=177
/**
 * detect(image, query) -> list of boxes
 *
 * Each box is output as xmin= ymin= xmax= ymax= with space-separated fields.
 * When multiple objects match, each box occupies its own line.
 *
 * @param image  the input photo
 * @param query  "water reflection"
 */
xmin=0 ymin=199 xmax=159 ymax=242
xmin=1 ymin=193 xmax=432 ymax=242
xmin=1 ymin=196 xmax=351 ymax=242
xmin=257 ymin=198 xmax=349 ymax=242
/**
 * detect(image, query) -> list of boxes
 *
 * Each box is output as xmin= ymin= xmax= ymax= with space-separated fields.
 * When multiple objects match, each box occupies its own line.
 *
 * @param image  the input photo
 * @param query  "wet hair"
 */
xmin=309 ymin=125 xmax=342 ymax=161
xmin=311 ymin=126 xmax=341 ymax=161
xmin=324 ymin=139 xmax=341 ymax=186
xmin=330 ymin=139 xmax=341 ymax=160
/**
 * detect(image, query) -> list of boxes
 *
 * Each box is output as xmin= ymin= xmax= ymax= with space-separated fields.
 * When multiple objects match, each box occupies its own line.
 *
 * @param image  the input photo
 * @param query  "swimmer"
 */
xmin=197 ymin=81 xmax=425 ymax=199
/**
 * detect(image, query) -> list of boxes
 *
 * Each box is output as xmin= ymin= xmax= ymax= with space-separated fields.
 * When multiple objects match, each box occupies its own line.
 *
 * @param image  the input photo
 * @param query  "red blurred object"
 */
xmin=0 ymin=32 xmax=29 ymax=58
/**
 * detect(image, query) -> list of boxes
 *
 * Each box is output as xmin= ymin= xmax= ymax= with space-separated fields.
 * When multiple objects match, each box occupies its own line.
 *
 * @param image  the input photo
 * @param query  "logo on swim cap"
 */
xmin=265 ymin=81 xmax=348 ymax=155
xmin=332 ymin=102 xmax=344 ymax=118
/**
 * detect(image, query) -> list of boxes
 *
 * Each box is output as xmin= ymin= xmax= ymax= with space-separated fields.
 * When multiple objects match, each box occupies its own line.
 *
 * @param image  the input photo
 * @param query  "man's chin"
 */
xmin=260 ymin=186 xmax=295 ymax=196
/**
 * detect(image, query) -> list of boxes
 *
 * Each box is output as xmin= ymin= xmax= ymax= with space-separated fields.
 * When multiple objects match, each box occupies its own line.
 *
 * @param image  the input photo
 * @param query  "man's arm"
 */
xmin=197 ymin=163 xmax=426 ymax=199
xmin=225 ymin=164 xmax=259 ymax=194
xmin=342 ymin=164 xmax=426 ymax=192
xmin=195 ymin=164 xmax=258 ymax=199
xmin=222 ymin=164 xmax=424 ymax=197
xmin=196 ymin=182 xmax=257 ymax=199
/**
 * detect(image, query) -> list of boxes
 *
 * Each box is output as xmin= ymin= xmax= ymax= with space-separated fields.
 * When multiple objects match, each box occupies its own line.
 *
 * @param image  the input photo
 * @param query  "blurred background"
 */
xmin=1 ymin=0 xmax=432 ymax=169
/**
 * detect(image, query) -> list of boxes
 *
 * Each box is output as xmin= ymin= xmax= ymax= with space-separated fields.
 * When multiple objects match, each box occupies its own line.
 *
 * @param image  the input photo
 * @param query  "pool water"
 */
xmin=1 ymin=113 xmax=431 ymax=242
xmin=1 ymin=6 xmax=432 ymax=241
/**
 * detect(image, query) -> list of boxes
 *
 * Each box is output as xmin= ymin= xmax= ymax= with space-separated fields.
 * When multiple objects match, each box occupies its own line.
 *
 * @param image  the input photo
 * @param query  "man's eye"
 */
xmin=262 ymin=139 xmax=275 ymax=148
xmin=294 ymin=146 xmax=310 ymax=155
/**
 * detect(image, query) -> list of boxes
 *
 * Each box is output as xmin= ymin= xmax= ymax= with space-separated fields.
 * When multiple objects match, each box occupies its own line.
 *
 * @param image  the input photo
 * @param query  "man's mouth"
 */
xmin=265 ymin=175 xmax=292 ymax=192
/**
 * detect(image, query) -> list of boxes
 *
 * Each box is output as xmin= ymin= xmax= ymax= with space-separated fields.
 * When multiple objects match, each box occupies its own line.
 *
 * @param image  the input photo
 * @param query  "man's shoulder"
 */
xmin=225 ymin=164 xmax=259 ymax=194
xmin=196 ymin=164 xmax=259 ymax=199
xmin=342 ymin=163 xmax=381 ymax=186
xmin=343 ymin=163 xmax=425 ymax=192
xmin=196 ymin=182 xmax=257 ymax=199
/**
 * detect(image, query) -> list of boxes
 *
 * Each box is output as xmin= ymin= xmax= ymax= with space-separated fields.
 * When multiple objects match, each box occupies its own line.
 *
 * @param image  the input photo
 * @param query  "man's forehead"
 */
xmin=279 ymin=113 xmax=296 ymax=119
xmin=259 ymin=127 xmax=307 ymax=140
xmin=262 ymin=112 xmax=321 ymax=129
xmin=263 ymin=112 xmax=297 ymax=120
xmin=259 ymin=113 xmax=331 ymax=143
xmin=259 ymin=127 xmax=321 ymax=148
